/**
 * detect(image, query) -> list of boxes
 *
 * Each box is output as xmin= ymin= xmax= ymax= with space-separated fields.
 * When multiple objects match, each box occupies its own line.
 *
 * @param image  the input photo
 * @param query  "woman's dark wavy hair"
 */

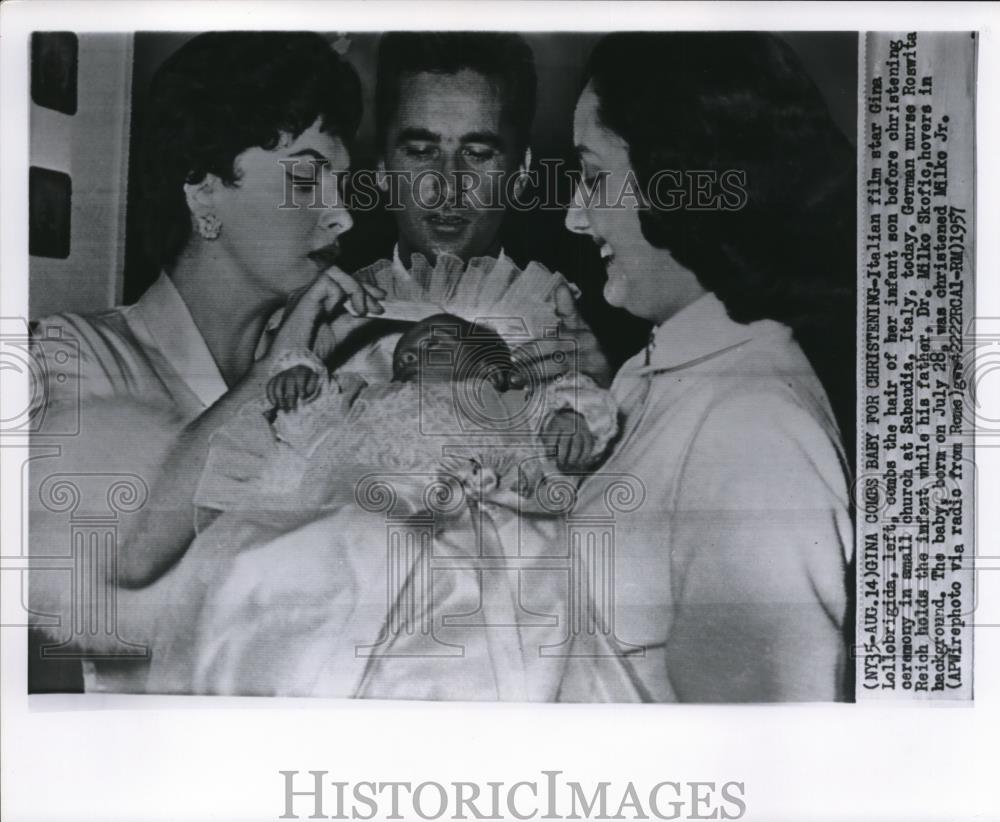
xmin=140 ymin=32 xmax=362 ymax=268
xmin=585 ymin=32 xmax=855 ymax=331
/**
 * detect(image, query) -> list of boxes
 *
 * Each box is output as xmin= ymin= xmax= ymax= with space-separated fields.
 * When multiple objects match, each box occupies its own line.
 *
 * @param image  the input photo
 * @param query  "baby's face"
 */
xmin=392 ymin=319 xmax=465 ymax=384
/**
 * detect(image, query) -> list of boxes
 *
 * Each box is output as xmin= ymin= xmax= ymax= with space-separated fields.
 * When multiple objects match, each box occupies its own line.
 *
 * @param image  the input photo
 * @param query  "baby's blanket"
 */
xmin=170 ymin=376 xmax=627 ymax=699
xmin=29 ymin=395 xmax=638 ymax=701
xmin=147 ymin=493 xmax=581 ymax=700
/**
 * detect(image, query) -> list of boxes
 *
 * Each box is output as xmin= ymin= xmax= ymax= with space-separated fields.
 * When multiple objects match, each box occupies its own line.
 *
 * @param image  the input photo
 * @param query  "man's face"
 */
xmin=381 ymin=69 xmax=524 ymax=265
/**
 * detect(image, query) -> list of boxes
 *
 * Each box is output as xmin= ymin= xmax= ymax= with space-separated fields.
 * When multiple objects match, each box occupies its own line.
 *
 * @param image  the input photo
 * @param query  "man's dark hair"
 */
xmin=585 ymin=32 xmax=855 ymax=332
xmin=375 ymin=32 xmax=537 ymax=155
xmin=139 ymin=31 xmax=362 ymax=268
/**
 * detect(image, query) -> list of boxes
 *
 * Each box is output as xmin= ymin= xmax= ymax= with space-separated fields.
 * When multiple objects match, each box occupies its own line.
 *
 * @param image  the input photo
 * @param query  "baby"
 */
xmin=265 ymin=313 xmax=614 ymax=474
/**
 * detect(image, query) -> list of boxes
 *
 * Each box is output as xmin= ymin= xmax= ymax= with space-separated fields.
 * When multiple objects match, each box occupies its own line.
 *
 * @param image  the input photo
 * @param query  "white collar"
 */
xmin=626 ymin=292 xmax=791 ymax=376
xmin=132 ymin=273 xmax=228 ymax=408
xmin=259 ymin=246 xmax=513 ymax=351
xmin=391 ymin=244 xmax=509 ymax=274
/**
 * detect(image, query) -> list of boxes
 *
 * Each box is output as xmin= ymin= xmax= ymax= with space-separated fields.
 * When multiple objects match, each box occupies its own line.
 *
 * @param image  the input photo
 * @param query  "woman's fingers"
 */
xmin=511 ymin=283 xmax=607 ymax=382
xmin=274 ymin=276 xmax=341 ymax=352
xmin=288 ymin=374 xmax=302 ymax=409
xmin=304 ymin=370 xmax=319 ymax=401
xmin=293 ymin=372 xmax=308 ymax=406
xmin=552 ymin=282 xmax=580 ymax=323
xmin=324 ymin=267 xmax=385 ymax=317
xmin=271 ymin=269 xmax=383 ymax=357
xmin=362 ymin=282 xmax=387 ymax=311
xmin=549 ymin=282 xmax=613 ymax=387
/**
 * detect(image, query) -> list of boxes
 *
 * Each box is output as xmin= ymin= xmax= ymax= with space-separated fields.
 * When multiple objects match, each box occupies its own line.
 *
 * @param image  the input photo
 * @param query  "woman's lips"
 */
xmin=307 ymin=243 xmax=341 ymax=269
xmin=604 ymin=263 xmax=628 ymax=305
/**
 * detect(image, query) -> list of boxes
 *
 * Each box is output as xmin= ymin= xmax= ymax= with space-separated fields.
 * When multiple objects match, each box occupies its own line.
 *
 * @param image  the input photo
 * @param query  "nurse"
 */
xmin=559 ymin=33 xmax=856 ymax=702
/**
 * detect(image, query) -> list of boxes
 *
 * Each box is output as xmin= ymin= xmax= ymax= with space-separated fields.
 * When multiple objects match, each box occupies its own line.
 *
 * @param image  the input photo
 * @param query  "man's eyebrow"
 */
xmin=396 ymin=127 xmax=440 ymax=144
xmin=461 ymin=131 xmax=505 ymax=150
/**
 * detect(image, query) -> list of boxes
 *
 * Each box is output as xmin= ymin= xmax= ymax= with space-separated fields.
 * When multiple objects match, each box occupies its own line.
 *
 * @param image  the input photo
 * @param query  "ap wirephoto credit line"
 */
xmin=856 ymin=32 xmax=975 ymax=699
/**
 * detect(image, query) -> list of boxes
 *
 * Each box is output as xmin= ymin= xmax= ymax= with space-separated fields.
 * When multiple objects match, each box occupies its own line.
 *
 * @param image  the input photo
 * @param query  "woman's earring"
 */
xmin=196 ymin=213 xmax=222 ymax=240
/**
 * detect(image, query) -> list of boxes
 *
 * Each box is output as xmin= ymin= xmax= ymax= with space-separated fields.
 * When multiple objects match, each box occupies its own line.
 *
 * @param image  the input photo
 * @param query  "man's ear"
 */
xmin=183 ymin=174 xmax=221 ymax=218
xmin=376 ymin=159 xmax=389 ymax=193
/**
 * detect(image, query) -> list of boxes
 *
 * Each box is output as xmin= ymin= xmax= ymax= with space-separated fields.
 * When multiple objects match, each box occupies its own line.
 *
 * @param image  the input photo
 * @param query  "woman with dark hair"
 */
xmin=558 ymin=32 xmax=854 ymax=702
xmin=30 ymin=32 xmax=384 ymax=690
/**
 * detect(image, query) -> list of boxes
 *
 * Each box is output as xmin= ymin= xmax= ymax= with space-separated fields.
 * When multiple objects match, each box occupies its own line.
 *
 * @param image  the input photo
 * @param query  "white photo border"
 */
xmin=2 ymin=3 xmax=999 ymax=821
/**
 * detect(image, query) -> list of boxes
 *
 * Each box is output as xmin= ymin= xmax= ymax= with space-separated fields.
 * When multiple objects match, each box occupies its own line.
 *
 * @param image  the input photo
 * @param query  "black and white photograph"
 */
xmin=1 ymin=3 xmax=996 ymax=821
xmin=25 ymin=27 xmax=862 ymax=703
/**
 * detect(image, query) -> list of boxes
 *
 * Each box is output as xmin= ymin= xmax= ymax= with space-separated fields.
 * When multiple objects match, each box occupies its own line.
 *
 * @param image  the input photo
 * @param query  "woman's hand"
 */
xmin=114 ymin=267 xmax=382 ymax=588
xmin=512 ymin=283 xmax=612 ymax=388
xmin=268 ymin=267 xmax=384 ymax=363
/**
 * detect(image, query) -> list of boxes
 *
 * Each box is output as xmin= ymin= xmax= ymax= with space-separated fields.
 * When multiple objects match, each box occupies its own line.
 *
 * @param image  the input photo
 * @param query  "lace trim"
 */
xmin=268 ymin=348 xmax=328 ymax=380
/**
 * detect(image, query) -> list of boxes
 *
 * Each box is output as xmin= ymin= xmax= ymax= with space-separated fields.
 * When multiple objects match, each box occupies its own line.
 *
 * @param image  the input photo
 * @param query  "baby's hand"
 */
xmin=542 ymin=409 xmax=595 ymax=472
xmin=266 ymin=365 xmax=321 ymax=412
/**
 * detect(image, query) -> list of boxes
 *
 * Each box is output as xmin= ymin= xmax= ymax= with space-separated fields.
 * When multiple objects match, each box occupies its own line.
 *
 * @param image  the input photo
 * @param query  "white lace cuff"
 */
xmin=542 ymin=371 xmax=619 ymax=462
xmin=268 ymin=349 xmax=328 ymax=380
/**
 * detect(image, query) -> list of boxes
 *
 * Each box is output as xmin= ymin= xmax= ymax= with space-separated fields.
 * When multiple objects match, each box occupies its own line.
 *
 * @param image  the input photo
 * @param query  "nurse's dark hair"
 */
xmin=375 ymin=31 xmax=537 ymax=154
xmin=139 ymin=31 xmax=362 ymax=268
xmin=583 ymin=32 xmax=855 ymax=331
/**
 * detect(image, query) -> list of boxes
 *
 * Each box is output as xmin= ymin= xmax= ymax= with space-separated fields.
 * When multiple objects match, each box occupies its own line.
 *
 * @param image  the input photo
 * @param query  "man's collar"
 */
xmin=630 ymin=292 xmax=790 ymax=376
xmin=132 ymin=273 xmax=228 ymax=408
